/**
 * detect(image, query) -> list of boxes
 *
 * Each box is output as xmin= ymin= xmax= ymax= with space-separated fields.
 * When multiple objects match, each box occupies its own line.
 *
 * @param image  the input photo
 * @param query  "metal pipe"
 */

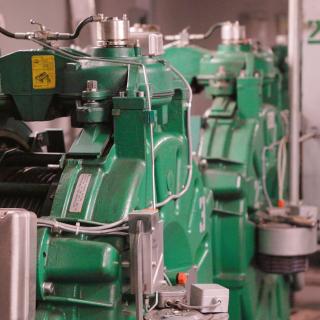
xmin=0 ymin=183 xmax=50 ymax=195
xmin=288 ymin=0 xmax=302 ymax=207
xmin=0 ymin=152 xmax=62 ymax=167
xmin=134 ymin=220 xmax=144 ymax=320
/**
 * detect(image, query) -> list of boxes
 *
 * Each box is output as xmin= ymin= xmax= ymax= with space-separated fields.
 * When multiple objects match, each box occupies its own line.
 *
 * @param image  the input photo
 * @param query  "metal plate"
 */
xmin=258 ymin=222 xmax=317 ymax=256
xmin=0 ymin=209 xmax=37 ymax=320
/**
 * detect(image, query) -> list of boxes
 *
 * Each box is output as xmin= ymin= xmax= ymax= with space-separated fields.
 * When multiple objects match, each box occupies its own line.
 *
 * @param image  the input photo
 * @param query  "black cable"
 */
xmin=0 ymin=15 xmax=95 ymax=40
xmin=67 ymin=16 xmax=95 ymax=40
xmin=0 ymin=26 xmax=16 ymax=38
xmin=202 ymin=23 xmax=224 ymax=40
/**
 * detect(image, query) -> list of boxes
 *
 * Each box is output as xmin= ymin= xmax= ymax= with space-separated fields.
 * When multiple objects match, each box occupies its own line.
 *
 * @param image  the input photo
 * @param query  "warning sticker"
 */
xmin=31 ymin=55 xmax=56 ymax=89
xmin=69 ymin=174 xmax=92 ymax=213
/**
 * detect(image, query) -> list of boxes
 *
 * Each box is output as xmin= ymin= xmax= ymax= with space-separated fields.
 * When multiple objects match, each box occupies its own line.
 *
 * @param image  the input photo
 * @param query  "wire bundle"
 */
xmin=37 ymin=216 xmax=129 ymax=236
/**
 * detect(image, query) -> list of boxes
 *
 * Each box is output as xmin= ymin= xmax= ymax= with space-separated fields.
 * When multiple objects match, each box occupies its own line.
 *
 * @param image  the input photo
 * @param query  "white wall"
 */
xmin=302 ymin=0 xmax=320 ymax=206
xmin=153 ymin=0 xmax=287 ymax=48
xmin=0 ymin=0 xmax=70 ymax=55
xmin=96 ymin=0 xmax=288 ymax=48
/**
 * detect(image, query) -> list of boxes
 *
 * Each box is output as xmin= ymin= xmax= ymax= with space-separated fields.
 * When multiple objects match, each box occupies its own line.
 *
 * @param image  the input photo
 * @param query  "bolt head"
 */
xmin=87 ymin=80 xmax=98 ymax=92
xmin=43 ymin=282 xmax=55 ymax=295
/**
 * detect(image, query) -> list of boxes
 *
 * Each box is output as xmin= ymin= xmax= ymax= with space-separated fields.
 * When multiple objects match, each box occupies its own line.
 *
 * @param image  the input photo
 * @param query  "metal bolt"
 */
xmin=137 ymin=91 xmax=144 ymax=97
xmin=199 ymin=159 xmax=208 ymax=170
xmin=135 ymin=39 xmax=141 ymax=48
xmin=119 ymin=91 xmax=126 ymax=97
xmin=87 ymin=80 xmax=98 ymax=92
xmin=239 ymin=70 xmax=246 ymax=78
xmin=218 ymin=66 xmax=226 ymax=76
xmin=97 ymin=13 xmax=105 ymax=21
xmin=43 ymin=282 xmax=55 ymax=295
xmin=66 ymin=62 xmax=80 ymax=71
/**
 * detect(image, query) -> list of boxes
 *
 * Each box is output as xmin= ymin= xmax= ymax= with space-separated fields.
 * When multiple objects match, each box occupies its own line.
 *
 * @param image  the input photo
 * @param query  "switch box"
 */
xmin=190 ymin=283 xmax=229 ymax=313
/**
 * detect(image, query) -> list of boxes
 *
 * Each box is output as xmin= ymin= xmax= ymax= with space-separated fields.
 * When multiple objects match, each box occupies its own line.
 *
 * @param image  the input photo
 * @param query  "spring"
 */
xmin=0 ymin=166 xmax=62 ymax=216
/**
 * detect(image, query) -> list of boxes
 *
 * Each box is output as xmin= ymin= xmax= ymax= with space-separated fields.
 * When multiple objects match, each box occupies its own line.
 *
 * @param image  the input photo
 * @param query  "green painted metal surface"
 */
xmin=164 ymin=40 xmax=290 ymax=320
xmin=0 ymin=45 xmax=214 ymax=319
xmin=0 ymin=29 xmax=290 ymax=320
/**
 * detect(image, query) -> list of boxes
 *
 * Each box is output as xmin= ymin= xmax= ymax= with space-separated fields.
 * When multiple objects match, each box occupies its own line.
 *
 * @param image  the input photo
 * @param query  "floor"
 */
xmin=291 ymin=252 xmax=320 ymax=320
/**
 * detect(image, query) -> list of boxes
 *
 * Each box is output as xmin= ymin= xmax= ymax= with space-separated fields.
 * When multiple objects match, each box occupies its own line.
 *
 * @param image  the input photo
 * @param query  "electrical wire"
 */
xmin=201 ymin=22 xmax=224 ymax=40
xmin=262 ymin=138 xmax=285 ymax=209
xmin=0 ymin=16 xmax=95 ymax=40
xmin=168 ymin=300 xmax=221 ymax=310
xmin=163 ymin=273 xmax=172 ymax=286
xmin=67 ymin=16 xmax=95 ymax=40
xmin=0 ymin=25 xmax=15 ymax=38
xmin=37 ymin=217 xmax=129 ymax=236
xmin=262 ymin=128 xmax=317 ymax=210
xmin=299 ymin=132 xmax=317 ymax=143
xmin=155 ymin=63 xmax=193 ymax=208
xmin=277 ymin=136 xmax=287 ymax=202
xmin=146 ymin=292 xmax=159 ymax=312
xmin=165 ymin=23 xmax=224 ymax=42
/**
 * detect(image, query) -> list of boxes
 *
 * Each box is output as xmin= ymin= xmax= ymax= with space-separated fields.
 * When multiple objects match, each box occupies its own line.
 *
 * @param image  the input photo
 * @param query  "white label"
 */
xmin=69 ymin=173 xmax=91 ymax=213
xmin=267 ymin=112 xmax=275 ymax=130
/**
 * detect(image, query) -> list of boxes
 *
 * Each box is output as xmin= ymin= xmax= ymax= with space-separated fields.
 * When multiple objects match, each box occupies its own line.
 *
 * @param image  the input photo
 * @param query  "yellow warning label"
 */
xmin=32 ymin=55 xmax=56 ymax=90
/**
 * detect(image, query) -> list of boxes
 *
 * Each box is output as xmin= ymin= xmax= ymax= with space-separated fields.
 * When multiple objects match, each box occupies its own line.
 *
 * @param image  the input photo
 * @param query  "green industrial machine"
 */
xmin=163 ymin=21 xmax=317 ymax=320
xmin=0 ymin=15 xmax=317 ymax=320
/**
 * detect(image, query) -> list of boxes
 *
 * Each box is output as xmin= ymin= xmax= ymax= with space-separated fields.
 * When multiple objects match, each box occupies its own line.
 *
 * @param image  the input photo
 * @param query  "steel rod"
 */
xmin=288 ymin=0 xmax=302 ymax=206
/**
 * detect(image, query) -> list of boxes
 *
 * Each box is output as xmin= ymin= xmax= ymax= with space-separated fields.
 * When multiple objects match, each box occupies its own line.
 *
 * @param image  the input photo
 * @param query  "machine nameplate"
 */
xmin=69 ymin=173 xmax=92 ymax=213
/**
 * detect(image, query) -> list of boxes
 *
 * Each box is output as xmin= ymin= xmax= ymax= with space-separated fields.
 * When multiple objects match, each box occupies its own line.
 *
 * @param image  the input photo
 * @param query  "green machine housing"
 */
xmin=163 ymin=21 xmax=299 ymax=320
xmin=0 ymin=15 xmax=313 ymax=320
xmin=0 ymin=15 xmax=218 ymax=320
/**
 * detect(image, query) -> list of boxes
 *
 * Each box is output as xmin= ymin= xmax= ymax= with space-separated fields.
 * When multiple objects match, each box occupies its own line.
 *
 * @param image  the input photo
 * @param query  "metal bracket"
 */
xmin=129 ymin=209 xmax=164 ymax=320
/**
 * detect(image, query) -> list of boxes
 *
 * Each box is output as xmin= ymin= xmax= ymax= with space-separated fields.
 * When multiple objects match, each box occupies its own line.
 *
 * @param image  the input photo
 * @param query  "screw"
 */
xmin=43 ymin=282 xmax=55 ymax=295
xmin=87 ymin=80 xmax=98 ymax=92
xmin=199 ymin=159 xmax=208 ymax=170
xmin=239 ymin=70 xmax=246 ymax=78
xmin=218 ymin=66 xmax=226 ymax=75
xmin=135 ymin=39 xmax=141 ymax=48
